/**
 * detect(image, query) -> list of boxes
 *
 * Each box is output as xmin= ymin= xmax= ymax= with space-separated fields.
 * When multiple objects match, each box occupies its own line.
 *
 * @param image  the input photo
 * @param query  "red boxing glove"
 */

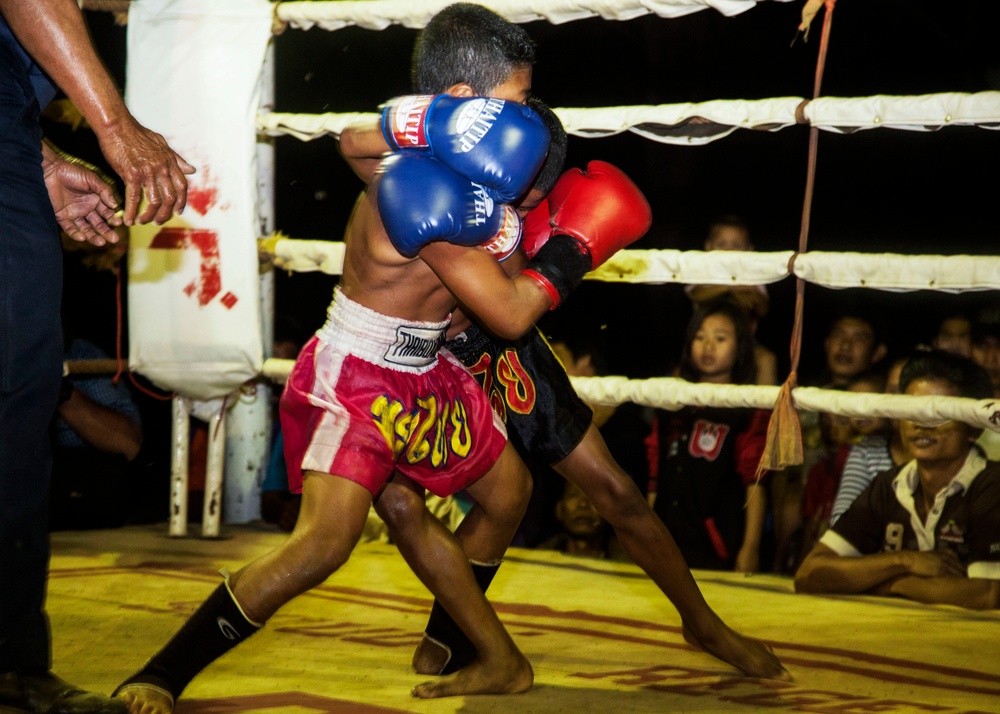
xmin=520 ymin=197 xmax=551 ymax=259
xmin=542 ymin=160 xmax=652 ymax=267
xmin=522 ymin=161 xmax=651 ymax=309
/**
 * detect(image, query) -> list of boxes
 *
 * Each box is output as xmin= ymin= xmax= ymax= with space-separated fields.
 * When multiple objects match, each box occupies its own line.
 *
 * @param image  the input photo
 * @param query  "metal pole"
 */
xmin=203 ymin=406 xmax=227 ymax=538
xmin=168 ymin=396 xmax=191 ymax=537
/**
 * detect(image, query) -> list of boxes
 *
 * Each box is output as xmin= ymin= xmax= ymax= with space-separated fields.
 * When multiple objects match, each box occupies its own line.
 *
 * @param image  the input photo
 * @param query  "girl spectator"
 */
xmin=647 ymin=299 xmax=769 ymax=573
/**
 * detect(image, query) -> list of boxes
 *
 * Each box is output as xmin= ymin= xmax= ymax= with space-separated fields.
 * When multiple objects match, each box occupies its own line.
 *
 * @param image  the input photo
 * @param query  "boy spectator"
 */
xmin=773 ymin=307 xmax=890 ymax=571
xmin=538 ymin=481 xmax=613 ymax=559
xmin=685 ymin=215 xmax=776 ymax=385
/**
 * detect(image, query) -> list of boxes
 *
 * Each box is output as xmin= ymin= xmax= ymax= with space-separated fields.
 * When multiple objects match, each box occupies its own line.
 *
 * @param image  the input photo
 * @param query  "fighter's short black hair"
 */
xmin=412 ymin=3 xmax=535 ymax=95
xmin=527 ymin=98 xmax=567 ymax=196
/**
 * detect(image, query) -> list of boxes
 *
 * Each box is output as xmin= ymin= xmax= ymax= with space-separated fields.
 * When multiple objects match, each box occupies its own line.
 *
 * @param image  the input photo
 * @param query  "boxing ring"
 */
xmin=101 ymin=0 xmax=1000 ymax=537
xmin=47 ymin=524 xmax=1000 ymax=712
xmin=50 ymin=0 xmax=1000 ymax=710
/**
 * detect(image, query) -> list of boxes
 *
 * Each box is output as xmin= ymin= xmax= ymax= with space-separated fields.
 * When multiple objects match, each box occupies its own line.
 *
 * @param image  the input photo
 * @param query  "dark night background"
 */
xmin=55 ymin=1 xmax=1000 ymax=492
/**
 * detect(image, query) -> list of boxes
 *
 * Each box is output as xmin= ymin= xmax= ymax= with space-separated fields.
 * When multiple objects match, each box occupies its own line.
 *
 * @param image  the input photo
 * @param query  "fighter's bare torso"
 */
xmin=339 ymin=183 xmax=465 ymax=325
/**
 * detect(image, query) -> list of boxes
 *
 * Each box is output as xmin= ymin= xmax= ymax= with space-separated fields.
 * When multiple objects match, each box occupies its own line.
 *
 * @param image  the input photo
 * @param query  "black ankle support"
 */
xmin=424 ymin=560 xmax=500 ymax=675
xmin=115 ymin=581 xmax=262 ymax=700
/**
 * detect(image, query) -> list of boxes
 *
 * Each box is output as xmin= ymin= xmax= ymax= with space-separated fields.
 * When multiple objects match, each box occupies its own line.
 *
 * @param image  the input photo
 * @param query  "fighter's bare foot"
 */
xmin=114 ymin=683 xmax=174 ymax=714
xmin=683 ymin=621 xmax=792 ymax=681
xmin=411 ymin=651 xmax=533 ymax=698
xmin=412 ymin=634 xmax=451 ymax=675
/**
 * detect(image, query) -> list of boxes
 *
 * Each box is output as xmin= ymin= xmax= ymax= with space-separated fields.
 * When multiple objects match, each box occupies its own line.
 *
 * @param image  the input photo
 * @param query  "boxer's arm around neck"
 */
xmin=338 ymin=120 xmax=390 ymax=185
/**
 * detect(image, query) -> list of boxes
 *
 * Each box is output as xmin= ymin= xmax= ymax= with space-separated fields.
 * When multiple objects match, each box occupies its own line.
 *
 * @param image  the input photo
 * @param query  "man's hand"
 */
xmin=901 ymin=549 xmax=967 ymax=578
xmin=0 ymin=0 xmax=195 ymax=226
xmin=97 ymin=117 xmax=196 ymax=226
xmin=42 ymin=151 xmax=122 ymax=246
xmin=735 ymin=545 xmax=760 ymax=574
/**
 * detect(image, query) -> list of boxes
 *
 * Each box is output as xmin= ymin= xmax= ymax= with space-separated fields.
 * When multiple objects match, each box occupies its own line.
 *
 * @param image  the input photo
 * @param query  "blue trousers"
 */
xmin=0 ymin=48 xmax=64 ymax=672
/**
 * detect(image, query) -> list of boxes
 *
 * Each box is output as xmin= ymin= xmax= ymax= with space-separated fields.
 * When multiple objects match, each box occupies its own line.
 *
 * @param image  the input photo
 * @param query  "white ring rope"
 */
xmin=259 ymin=359 xmax=1000 ymax=432
xmin=257 ymin=233 xmax=1000 ymax=427
xmin=258 ymin=93 xmax=1000 ymax=146
xmin=273 ymin=0 xmax=791 ymax=33
xmin=592 ymin=250 xmax=1000 ymax=292
xmin=257 ymin=239 xmax=1000 ymax=429
xmin=260 ymin=239 xmax=1000 ymax=293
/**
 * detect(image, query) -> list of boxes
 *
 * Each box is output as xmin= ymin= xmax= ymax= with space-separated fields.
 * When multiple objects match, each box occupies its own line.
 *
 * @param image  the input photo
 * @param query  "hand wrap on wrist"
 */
xmin=522 ymin=236 xmax=592 ymax=309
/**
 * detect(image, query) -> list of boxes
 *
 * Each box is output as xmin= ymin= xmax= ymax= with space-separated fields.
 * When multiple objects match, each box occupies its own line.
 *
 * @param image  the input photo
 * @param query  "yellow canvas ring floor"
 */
xmin=46 ymin=524 xmax=1000 ymax=714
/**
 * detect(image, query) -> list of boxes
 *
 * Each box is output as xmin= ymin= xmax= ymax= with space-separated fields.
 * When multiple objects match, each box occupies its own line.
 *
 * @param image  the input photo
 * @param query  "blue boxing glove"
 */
xmin=377 ymin=153 xmax=522 ymax=260
xmin=381 ymin=94 xmax=549 ymax=203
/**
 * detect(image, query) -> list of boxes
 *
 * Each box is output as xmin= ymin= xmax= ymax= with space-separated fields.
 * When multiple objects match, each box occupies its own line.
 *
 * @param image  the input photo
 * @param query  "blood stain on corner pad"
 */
xmin=187 ymin=165 xmax=219 ymax=216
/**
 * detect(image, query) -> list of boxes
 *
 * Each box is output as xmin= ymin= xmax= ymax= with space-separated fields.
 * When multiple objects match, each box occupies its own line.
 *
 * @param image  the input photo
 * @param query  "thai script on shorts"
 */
xmin=370 ymin=393 xmax=472 ymax=467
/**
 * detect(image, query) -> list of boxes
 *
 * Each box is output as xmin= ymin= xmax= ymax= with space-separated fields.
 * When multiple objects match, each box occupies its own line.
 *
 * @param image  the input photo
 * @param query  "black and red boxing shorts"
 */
xmin=444 ymin=323 xmax=592 ymax=465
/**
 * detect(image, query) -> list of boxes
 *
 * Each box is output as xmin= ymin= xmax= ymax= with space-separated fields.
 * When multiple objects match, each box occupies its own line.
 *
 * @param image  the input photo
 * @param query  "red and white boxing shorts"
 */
xmin=280 ymin=288 xmax=507 ymax=498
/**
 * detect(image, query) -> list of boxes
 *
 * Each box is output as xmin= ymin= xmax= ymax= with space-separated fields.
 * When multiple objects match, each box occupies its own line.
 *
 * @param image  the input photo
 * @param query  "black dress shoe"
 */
xmin=0 ymin=671 xmax=127 ymax=714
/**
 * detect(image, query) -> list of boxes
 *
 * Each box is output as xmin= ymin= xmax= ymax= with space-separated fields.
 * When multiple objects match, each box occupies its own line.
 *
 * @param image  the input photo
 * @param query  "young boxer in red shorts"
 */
xmin=114 ymin=5 xmax=648 ymax=711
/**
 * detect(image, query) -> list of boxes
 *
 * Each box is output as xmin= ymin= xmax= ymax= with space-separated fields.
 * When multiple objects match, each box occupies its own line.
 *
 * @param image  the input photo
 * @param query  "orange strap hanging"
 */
xmin=756 ymin=0 xmax=837 ymax=479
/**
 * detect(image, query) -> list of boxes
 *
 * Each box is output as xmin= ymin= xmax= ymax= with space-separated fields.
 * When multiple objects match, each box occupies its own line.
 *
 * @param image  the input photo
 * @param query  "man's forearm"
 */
xmin=795 ymin=549 xmax=910 ymax=594
xmin=57 ymin=389 xmax=142 ymax=460
xmin=0 ymin=0 xmax=127 ymax=132
xmin=885 ymin=575 xmax=1000 ymax=610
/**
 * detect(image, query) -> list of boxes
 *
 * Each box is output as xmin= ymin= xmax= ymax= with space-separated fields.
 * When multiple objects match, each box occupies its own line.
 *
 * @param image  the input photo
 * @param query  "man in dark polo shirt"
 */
xmin=795 ymin=349 xmax=1000 ymax=610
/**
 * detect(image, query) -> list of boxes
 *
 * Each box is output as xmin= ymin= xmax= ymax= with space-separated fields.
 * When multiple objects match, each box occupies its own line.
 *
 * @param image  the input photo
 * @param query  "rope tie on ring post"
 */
xmin=755 ymin=0 xmax=837 ymax=480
